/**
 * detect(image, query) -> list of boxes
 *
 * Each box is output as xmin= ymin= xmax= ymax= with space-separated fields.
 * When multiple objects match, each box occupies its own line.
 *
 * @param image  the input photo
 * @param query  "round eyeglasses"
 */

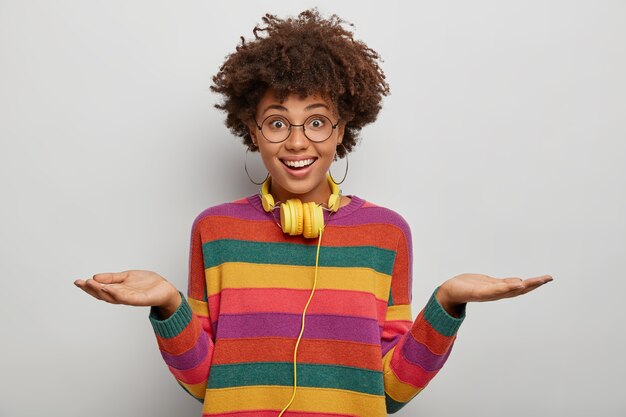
xmin=255 ymin=114 xmax=340 ymax=143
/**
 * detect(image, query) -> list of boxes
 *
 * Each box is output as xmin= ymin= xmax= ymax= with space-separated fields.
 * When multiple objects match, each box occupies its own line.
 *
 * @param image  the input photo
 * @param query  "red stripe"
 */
xmin=231 ymin=198 xmax=249 ymax=204
xmin=381 ymin=319 xmax=412 ymax=342
xmin=217 ymin=287 xmax=385 ymax=318
xmin=409 ymin=310 xmax=456 ymax=355
xmin=196 ymin=216 xmax=399 ymax=250
xmin=188 ymin=223 xmax=207 ymax=300
xmin=204 ymin=411 xmax=358 ymax=417
xmin=390 ymin=231 xmax=410 ymax=305
xmin=212 ymin=337 xmax=382 ymax=371
xmin=156 ymin=315 xmax=202 ymax=355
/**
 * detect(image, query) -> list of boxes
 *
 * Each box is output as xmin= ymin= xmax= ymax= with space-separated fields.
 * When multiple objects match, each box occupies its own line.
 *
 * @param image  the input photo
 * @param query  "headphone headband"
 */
xmin=260 ymin=174 xmax=341 ymax=213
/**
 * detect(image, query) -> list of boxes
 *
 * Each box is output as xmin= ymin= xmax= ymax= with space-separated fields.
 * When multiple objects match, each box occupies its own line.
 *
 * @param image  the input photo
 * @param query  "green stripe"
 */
xmin=387 ymin=290 xmax=394 ymax=306
xmin=208 ymin=362 xmax=384 ymax=395
xmin=202 ymin=239 xmax=396 ymax=275
xmin=148 ymin=293 xmax=192 ymax=339
xmin=385 ymin=393 xmax=408 ymax=413
xmin=423 ymin=286 xmax=466 ymax=337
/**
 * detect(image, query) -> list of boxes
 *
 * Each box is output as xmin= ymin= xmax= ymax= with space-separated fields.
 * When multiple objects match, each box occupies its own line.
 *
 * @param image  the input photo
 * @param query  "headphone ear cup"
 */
xmin=312 ymin=203 xmax=324 ymax=237
xmin=288 ymin=199 xmax=297 ymax=235
xmin=293 ymin=199 xmax=304 ymax=235
xmin=302 ymin=202 xmax=312 ymax=238
xmin=302 ymin=202 xmax=324 ymax=238
xmin=281 ymin=199 xmax=305 ymax=236
xmin=280 ymin=201 xmax=290 ymax=234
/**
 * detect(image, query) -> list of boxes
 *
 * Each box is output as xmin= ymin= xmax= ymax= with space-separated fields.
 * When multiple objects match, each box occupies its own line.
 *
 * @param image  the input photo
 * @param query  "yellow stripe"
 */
xmin=179 ymin=380 xmax=207 ymax=400
xmin=381 ymin=349 xmax=424 ymax=402
xmin=187 ymin=297 xmax=208 ymax=317
xmin=385 ymin=304 xmax=413 ymax=321
xmin=202 ymin=386 xmax=386 ymax=416
xmin=204 ymin=262 xmax=391 ymax=300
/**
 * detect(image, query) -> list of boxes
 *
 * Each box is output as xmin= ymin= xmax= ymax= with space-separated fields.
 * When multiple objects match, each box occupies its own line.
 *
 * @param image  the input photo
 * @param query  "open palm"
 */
xmin=74 ymin=270 xmax=179 ymax=308
xmin=440 ymin=273 xmax=553 ymax=305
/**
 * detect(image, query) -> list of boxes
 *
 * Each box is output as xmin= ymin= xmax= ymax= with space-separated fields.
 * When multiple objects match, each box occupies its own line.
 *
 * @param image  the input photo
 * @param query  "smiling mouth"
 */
xmin=281 ymin=158 xmax=317 ymax=170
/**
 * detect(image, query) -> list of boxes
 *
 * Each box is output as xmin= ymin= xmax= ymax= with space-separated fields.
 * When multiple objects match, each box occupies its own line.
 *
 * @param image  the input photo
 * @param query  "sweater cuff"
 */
xmin=423 ymin=286 xmax=466 ymax=337
xmin=148 ymin=292 xmax=192 ymax=339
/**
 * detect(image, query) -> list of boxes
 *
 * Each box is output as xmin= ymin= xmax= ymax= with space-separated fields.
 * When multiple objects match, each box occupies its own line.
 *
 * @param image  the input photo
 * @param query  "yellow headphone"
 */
xmin=260 ymin=173 xmax=341 ymax=238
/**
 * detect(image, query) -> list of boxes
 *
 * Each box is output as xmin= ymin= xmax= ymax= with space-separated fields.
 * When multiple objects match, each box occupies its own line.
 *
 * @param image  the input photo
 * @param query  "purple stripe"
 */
xmin=160 ymin=331 xmax=210 ymax=370
xmin=216 ymin=312 xmax=380 ymax=344
xmin=400 ymin=334 xmax=454 ymax=372
xmin=381 ymin=334 xmax=403 ymax=357
xmin=192 ymin=199 xmax=269 ymax=227
xmin=331 ymin=205 xmax=410 ymax=235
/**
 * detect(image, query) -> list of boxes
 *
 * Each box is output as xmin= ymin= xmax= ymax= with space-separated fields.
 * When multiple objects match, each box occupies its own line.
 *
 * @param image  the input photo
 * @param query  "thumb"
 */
xmin=93 ymin=271 xmax=129 ymax=284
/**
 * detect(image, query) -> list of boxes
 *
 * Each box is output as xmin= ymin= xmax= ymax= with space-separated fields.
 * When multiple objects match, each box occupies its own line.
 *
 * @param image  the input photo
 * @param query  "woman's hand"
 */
xmin=436 ymin=273 xmax=553 ymax=317
xmin=74 ymin=270 xmax=182 ymax=317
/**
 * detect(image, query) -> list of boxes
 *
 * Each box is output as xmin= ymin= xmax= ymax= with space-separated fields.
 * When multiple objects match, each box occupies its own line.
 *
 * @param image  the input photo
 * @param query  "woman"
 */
xmin=74 ymin=9 xmax=552 ymax=416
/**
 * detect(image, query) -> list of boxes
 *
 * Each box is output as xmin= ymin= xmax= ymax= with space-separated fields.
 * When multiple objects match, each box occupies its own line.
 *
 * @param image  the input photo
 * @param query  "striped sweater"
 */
xmin=149 ymin=194 xmax=466 ymax=416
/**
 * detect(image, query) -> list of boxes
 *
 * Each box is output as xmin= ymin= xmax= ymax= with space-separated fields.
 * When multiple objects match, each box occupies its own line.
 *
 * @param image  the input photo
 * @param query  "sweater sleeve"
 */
xmin=148 ymin=217 xmax=215 ymax=402
xmin=380 ymin=221 xmax=466 ymax=413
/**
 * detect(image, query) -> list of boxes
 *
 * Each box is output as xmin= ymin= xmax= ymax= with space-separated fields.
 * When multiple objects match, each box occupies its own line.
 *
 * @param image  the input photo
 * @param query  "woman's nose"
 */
xmin=284 ymin=125 xmax=309 ymax=150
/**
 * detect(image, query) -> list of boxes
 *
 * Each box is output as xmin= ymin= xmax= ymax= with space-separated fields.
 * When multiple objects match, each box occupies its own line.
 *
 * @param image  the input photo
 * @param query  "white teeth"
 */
xmin=283 ymin=158 xmax=315 ymax=168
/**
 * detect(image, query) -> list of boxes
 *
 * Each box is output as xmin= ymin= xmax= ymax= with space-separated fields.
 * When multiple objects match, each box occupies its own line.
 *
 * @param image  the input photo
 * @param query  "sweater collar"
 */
xmin=246 ymin=193 xmax=365 ymax=221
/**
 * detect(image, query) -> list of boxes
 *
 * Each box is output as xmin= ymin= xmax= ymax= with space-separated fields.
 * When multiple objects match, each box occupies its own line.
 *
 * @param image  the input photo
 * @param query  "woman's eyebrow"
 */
xmin=263 ymin=104 xmax=288 ymax=113
xmin=262 ymin=103 xmax=330 ymax=115
xmin=304 ymin=103 xmax=330 ymax=111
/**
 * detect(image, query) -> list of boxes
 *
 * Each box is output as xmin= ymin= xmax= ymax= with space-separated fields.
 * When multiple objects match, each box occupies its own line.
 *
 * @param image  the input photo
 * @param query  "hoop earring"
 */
xmin=329 ymin=145 xmax=349 ymax=185
xmin=244 ymin=147 xmax=269 ymax=185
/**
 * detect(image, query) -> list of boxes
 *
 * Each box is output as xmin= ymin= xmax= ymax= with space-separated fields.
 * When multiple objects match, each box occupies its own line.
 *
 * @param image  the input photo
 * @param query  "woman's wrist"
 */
xmin=435 ymin=285 xmax=465 ymax=318
xmin=157 ymin=290 xmax=182 ymax=319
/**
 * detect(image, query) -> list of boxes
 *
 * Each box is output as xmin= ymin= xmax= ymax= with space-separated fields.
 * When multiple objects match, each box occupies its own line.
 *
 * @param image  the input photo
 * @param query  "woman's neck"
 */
xmin=270 ymin=179 xmax=331 ymax=205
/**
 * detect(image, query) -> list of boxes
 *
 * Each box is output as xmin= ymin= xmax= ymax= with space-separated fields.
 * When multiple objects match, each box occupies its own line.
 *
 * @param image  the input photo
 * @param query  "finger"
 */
xmin=521 ymin=276 xmax=552 ymax=287
xmin=496 ymin=285 xmax=535 ymax=299
xmin=539 ymin=275 xmax=553 ymax=283
xmin=85 ymin=278 xmax=117 ymax=303
xmin=501 ymin=278 xmax=552 ymax=299
xmin=525 ymin=275 xmax=552 ymax=283
xmin=100 ymin=285 xmax=134 ymax=305
xmin=77 ymin=279 xmax=103 ymax=300
xmin=92 ymin=271 xmax=130 ymax=284
xmin=473 ymin=281 xmax=520 ymax=299
xmin=98 ymin=286 xmax=120 ymax=304
xmin=501 ymin=277 xmax=523 ymax=286
xmin=519 ymin=279 xmax=551 ymax=295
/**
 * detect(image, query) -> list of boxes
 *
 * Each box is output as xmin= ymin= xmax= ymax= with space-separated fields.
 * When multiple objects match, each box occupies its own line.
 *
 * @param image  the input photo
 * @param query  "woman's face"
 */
xmin=248 ymin=89 xmax=345 ymax=204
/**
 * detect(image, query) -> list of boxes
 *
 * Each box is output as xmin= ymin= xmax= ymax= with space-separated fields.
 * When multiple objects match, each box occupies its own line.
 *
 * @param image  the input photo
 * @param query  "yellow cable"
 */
xmin=278 ymin=226 xmax=323 ymax=416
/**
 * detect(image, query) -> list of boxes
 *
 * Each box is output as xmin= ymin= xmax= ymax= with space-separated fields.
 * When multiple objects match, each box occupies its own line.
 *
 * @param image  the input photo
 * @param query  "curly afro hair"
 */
xmin=210 ymin=8 xmax=390 ymax=158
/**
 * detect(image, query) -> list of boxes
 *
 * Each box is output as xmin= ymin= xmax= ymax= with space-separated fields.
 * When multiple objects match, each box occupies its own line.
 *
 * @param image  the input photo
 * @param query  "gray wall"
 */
xmin=1 ymin=1 xmax=624 ymax=416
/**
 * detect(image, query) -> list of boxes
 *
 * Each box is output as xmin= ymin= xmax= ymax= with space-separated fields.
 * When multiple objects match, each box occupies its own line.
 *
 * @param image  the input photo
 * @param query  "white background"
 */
xmin=1 ymin=1 xmax=624 ymax=416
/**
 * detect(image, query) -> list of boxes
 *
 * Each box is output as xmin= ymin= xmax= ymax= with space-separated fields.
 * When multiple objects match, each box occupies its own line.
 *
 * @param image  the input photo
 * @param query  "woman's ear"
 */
xmin=337 ymin=121 xmax=346 ymax=145
xmin=246 ymin=121 xmax=259 ymax=147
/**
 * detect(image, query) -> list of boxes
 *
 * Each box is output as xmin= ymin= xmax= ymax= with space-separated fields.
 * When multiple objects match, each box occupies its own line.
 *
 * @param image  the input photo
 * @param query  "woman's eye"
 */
xmin=270 ymin=120 xmax=285 ymax=129
xmin=308 ymin=118 xmax=325 ymax=128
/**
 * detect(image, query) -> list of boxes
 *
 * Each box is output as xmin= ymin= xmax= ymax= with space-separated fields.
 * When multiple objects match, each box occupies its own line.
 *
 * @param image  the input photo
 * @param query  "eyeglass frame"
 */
xmin=254 ymin=114 xmax=341 ymax=143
